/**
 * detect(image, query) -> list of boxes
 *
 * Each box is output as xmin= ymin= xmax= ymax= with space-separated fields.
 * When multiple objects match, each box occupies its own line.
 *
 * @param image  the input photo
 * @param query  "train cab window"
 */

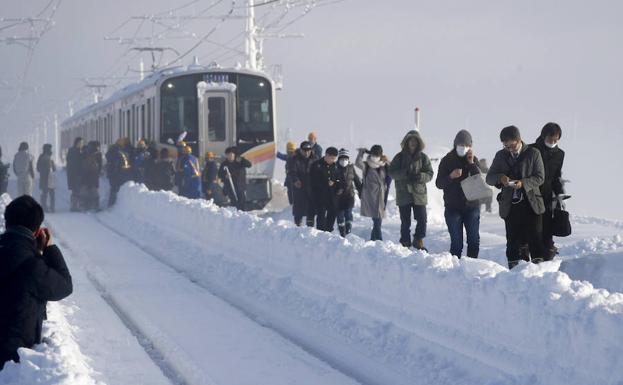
xmin=208 ymin=97 xmax=226 ymax=142
xmin=237 ymin=75 xmax=273 ymax=141
xmin=160 ymin=75 xmax=200 ymax=144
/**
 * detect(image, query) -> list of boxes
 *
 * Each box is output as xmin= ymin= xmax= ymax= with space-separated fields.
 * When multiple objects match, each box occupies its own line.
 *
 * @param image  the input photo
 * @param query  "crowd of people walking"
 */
xmin=0 ymin=121 xmax=568 ymax=269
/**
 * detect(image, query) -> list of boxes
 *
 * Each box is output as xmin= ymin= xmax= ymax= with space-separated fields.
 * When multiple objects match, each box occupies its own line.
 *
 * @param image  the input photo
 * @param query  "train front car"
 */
xmin=159 ymin=69 xmax=276 ymax=210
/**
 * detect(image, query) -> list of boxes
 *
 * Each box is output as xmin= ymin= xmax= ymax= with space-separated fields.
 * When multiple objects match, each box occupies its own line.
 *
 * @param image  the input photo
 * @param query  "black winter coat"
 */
xmin=82 ymin=151 xmax=103 ymax=189
xmin=287 ymin=151 xmax=314 ymax=217
xmin=218 ymin=158 xmax=252 ymax=196
xmin=146 ymin=159 xmax=176 ymax=191
xmin=66 ymin=147 xmax=83 ymax=191
xmin=0 ymin=226 xmax=72 ymax=365
xmin=435 ymin=150 xmax=481 ymax=210
xmin=530 ymin=138 xmax=565 ymax=209
xmin=309 ymin=158 xmax=340 ymax=209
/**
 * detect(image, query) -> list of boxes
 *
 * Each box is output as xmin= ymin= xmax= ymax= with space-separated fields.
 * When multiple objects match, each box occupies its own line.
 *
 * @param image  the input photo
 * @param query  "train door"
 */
xmin=197 ymin=81 xmax=237 ymax=160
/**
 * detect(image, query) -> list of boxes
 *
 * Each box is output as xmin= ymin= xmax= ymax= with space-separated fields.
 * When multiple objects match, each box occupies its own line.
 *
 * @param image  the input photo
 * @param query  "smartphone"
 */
xmin=507 ymin=180 xmax=517 ymax=187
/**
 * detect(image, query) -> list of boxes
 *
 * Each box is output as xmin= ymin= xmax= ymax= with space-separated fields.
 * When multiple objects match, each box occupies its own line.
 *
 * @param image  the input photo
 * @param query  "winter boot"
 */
xmin=414 ymin=238 xmax=428 ymax=252
xmin=338 ymin=223 xmax=346 ymax=237
xmin=400 ymin=240 xmax=412 ymax=248
xmin=345 ymin=221 xmax=352 ymax=235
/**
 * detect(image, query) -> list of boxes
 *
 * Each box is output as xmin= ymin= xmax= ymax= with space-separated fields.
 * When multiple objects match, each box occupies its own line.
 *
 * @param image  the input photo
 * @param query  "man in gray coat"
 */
xmin=13 ymin=142 xmax=35 ymax=197
xmin=486 ymin=126 xmax=545 ymax=268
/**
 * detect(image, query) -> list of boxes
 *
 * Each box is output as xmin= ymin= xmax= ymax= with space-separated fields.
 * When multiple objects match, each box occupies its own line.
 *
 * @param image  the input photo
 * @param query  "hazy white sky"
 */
xmin=1 ymin=0 xmax=622 ymax=219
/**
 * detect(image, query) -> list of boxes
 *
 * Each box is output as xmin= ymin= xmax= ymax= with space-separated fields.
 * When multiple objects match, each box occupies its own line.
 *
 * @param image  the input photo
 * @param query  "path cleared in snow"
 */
xmin=48 ymin=212 xmax=362 ymax=385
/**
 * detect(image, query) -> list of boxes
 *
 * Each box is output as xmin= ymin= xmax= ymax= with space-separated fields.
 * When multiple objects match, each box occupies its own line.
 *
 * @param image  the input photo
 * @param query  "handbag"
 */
xmin=460 ymin=174 xmax=493 ymax=202
xmin=552 ymin=208 xmax=572 ymax=237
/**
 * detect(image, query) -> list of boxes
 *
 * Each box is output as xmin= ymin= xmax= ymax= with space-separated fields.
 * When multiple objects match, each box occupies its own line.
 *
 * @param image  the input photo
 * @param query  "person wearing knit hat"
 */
xmin=335 ymin=148 xmax=361 ymax=237
xmin=277 ymin=142 xmax=298 ymax=205
xmin=307 ymin=132 xmax=323 ymax=160
xmin=287 ymin=141 xmax=316 ymax=226
xmin=435 ymin=129 xmax=482 ymax=259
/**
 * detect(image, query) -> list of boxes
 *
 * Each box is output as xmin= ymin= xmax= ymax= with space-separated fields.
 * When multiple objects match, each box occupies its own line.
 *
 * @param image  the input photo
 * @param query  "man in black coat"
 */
xmin=0 ymin=196 xmax=73 ymax=370
xmin=531 ymin=122 xmax=566 ymax=260
xmin=436 ymin=130 xmax=483 ymax=258
xmin=218 ymin=147 xmax=252 ymax=210
xmin=287 ymin=141 xmax=316 ymax=227
xmin=66 ymin=137 xmax=84 ymax=211
xmin=309 ymin=147 xmax=341 ymax=232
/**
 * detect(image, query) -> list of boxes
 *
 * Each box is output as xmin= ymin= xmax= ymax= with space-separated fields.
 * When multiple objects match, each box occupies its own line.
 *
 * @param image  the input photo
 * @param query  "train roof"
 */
xmin=62 ymin=65 xmax=272 ymax=127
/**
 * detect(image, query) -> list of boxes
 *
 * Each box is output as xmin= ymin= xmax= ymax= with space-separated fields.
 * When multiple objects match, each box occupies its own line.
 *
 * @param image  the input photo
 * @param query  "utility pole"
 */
xmin=245 ymin=0 xmax=259 ymax=70
xmin=414 ymin=107 xmax=421 ymax=131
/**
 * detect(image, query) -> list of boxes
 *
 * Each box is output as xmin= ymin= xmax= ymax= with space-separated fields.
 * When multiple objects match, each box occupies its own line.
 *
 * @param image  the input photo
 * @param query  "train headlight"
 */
xmin=258 ymin=82 xmax=265 ymax=87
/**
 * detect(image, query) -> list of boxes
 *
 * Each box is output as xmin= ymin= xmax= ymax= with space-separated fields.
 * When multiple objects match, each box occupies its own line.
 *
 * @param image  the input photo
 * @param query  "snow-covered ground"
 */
xmin=1 ymin=169 xmax=623 ymax=385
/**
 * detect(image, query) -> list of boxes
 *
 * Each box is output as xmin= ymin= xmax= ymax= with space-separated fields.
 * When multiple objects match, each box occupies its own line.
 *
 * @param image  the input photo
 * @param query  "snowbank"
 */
xmin=101 ymin=183 xmax=623 ymax=385
xmin=0 ymin=304 xmax=100 ymax=385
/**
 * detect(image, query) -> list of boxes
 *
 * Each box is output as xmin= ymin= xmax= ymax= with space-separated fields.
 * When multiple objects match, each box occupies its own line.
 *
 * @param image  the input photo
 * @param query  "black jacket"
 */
xmin=435 ymin=150 xmax=481 ymax=210
xmin=218 ymin=157 xmax=252 ymax=195
xmin=309 ymin=158 xmax=340 ymax=208
xmin=66 ymin=146 xmax=83 ymax=191
xmin=530 ymin=138 xmax=565 ymax=208
xmin=287 ymin=151 xmax=315 ymax=216
xmin=0 ymin=226 xmax=72 ymax=364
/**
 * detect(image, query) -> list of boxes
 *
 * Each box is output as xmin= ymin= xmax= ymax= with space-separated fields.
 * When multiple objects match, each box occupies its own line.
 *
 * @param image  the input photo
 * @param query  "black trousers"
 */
xmin=399 ymin=204 xmax=427 ymax=246
xmin=316 ymin=204 xmax=337 ymax=232
xmin=504 ymin=200 xmax=544 ymax=268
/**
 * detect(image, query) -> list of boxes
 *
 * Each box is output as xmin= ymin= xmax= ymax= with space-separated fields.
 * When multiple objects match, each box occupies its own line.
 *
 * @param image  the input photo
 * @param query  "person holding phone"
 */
xmin=0 ymin=196 xmax=73 ymax=370
xmin=486 ymin=126 xmax=546 ymax=268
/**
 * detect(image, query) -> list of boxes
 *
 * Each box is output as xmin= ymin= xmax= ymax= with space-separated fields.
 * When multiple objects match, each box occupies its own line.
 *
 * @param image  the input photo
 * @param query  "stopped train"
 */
xmin=60 ymin=64 xmax=277 ymax=209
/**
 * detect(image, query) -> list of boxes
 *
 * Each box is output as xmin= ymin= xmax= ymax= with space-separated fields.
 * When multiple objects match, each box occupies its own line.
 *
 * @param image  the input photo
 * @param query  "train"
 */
xmin=60 ymin=64 xmax=277 ymax=210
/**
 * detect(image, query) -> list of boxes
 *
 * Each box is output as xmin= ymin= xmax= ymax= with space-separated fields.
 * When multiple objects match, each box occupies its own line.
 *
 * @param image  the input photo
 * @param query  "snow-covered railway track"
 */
xmin=48 ymin=213 xmax=362 ymax=385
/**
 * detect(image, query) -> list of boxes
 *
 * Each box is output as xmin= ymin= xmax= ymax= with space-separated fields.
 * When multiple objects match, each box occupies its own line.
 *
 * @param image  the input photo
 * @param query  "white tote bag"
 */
xmin=460 ymin=174 xmax=493 ymax=201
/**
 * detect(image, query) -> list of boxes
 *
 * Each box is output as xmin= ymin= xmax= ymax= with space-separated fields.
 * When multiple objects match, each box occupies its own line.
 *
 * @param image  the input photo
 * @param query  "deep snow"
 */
xmin=1 ymin=169 xmax=622 ymax=384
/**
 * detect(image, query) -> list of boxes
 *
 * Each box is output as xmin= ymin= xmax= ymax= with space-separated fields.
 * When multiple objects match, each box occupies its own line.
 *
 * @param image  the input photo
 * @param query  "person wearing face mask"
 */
xmin=309 ymin=147 xmax=341 ymax=232
xmin=356 ymin=145 xmax=391 ymax=241
xmin=0 ymin=196 xmax=73 ymax=371
xmin=287 ymin=141 xmax=316 ymax=226
xmin=335 ymin=149 xmax=362 ymax=237
xmin=486 ymin=125 xmax=545 ymax=268
xmin=388 ymin=130 xmax=434 ymax=250
xmin=530 ymin=122 xmax=566 ymax=260
xmin=436 ymin=130 xmax=482 ymax=258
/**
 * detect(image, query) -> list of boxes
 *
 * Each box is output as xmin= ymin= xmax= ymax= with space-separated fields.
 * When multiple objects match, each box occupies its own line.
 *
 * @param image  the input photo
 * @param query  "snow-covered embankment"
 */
xmin=100 ymin=183 xmax=623 ymax=385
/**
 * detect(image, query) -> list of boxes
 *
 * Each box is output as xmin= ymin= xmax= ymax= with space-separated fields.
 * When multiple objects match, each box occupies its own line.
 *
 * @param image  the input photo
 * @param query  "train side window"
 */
xmin=147 ymin=99 xmax=152 ymax=141
xmin=207 ymin=97 xmax=226 ymax=142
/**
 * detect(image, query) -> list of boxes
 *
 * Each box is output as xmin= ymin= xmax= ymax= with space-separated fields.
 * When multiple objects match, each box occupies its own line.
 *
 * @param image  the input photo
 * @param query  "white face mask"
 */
xmin=339 ymin=159 xmax=349 ymax=167
xmin=545 ymin=141 xmax=558 ymax=149
xmin=369 ymin=155 xmax=381 ymax=163
xmin=456 ymin=145 xmax=470 ymax=157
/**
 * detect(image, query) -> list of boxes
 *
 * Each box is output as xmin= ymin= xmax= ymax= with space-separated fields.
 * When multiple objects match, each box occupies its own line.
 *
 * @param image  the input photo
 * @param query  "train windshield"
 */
xmin=236 ymin=75 xmax=273 ymax=143
xmin=160 ymin=72 xmax=273 ymax=145
xmin=160 ymin=75 xmax=200 ymax=144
